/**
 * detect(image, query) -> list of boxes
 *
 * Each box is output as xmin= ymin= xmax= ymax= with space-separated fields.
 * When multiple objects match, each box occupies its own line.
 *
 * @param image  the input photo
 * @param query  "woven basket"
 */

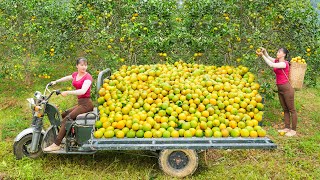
xmin=289 ymin=62 xmax=307 ymax=90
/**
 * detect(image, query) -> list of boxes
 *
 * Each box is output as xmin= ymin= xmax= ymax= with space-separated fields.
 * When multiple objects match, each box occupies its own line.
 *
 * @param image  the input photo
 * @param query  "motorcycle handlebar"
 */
xmin=45 ymin=89 xmax=60 ymax=101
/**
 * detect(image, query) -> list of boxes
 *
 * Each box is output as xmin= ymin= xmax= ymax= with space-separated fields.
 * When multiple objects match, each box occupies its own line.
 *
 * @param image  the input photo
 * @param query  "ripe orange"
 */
xmin=249 ymin=130 xmax=258 ymax=137
xmin=115 ymin=121 xmax=125 ymax=129
xmin=116 ymin=130 xmax=125 ymax=138
xmin=240 ymin=129 xmax=250 ymax=137
xmin=104 ymin=130 xmax=115 ymax=138
xmin=94 ymin=131 xmax=104 ymax=138
xmin=171 ymin=130 xmax=180 ymax=138
xmin=144 ymin=131 xmax=153 ymax=138
xmin=229 ymin=120 xmax=237 ymax=129
xmin=257 ymin=129 xmax=266 ymax=137
xmin=221 ymin=129 xmax=229 ymax=137
xmin=201 ymin=110 xmax=210 ymax=118
xmin=254 ymin=113 xmax=263 ymax=121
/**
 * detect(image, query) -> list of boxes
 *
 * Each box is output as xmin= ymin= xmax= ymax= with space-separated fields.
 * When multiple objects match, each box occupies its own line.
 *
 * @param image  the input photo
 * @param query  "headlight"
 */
xmin=34 ymin=91 xmax=42 ymax=99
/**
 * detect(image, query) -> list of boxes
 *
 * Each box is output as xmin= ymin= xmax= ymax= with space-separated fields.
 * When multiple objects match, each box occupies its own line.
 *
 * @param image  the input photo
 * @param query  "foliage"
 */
xmin=0 ymin=0 xmax=319 ymax=88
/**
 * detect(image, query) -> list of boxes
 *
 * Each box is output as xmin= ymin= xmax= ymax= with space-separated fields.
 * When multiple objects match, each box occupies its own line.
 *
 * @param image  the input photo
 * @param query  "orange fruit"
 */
xmin=171 ymin=130 xmax=180 ymax=138
xmin=142 ymin=123 xmax=152 ymax=131
xmin=201 ymin=110 xmax=209 ymax=118
xmin=229 ymin=120 xmax=237 ymax=129
xmin=249 ymin=130 xmax=258 ymax=137
xmin=94 ymin=131 xmax=104 ymax=138
xmin=240 ymin=129 xmax=250 ymax=137
xmin=104 ymin=130 xmax=115 ymax=138
xmin=219 ymin=123 xmax=227 ymax=130
xmin=116 ymin=121 xmax=126 ymax=129
xmin=144 ymin=131 xmax=153 ymax=138
xmin=257 ymin=129 xmax=266 ymax=137
xmin=230 ymin=129 xmax=240 ymax=137
xmin=221 ymin=129 xmax=229 ymax=137
xmin=116 ymin=130 xmax=125 ymax=138
xmin=195 ymin=129 xmax=204 ymax=137
xmin=255 ymin=94 xmax=263 ymax=103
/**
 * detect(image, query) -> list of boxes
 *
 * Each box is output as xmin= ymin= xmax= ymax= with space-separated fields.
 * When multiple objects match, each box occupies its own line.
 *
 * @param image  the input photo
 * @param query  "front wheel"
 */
xmin=158 ymin=149 xmax=198 ymax=178
xmin=13 ymin=134 xmax=43 ymax=160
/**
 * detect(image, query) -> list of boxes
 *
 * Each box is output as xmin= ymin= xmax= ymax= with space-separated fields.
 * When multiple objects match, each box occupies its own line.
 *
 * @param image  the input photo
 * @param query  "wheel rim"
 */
xmin=22 ymin=139 xmax=32 ymax=156
xmin=168 ymin=151 xmax=189 ymax=169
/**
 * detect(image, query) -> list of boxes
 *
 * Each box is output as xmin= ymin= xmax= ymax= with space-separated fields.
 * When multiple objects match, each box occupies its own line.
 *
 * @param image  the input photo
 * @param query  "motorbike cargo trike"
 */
xmin=14 ymin=68 xmax=277 ymax=178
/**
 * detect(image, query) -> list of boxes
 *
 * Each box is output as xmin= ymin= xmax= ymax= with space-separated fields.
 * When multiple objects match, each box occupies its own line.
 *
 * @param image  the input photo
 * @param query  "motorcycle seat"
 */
xmin=75 ymin=108 xmax=97 ymax=125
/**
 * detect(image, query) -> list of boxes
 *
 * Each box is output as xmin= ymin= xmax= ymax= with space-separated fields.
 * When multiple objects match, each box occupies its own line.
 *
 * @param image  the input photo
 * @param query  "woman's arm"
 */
xmin=262 ymin=48 xmax=275 ymax=63
xmin=52 ymin=75 xmax=73 ymax=85
xmin=261 ymin=55 xmax=286 ymax=68
xmin=62 ymin=80 xmax=92 ymax=96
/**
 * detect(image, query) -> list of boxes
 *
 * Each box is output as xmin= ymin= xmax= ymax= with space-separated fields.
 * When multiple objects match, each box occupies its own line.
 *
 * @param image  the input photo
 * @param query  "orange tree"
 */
xmin=0 ymin=0 xmax=319 ymax=90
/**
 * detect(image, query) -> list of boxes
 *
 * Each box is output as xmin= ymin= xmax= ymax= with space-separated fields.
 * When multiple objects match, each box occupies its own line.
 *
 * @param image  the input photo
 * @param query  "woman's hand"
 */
xmin=260 ymin=47 xmax=267 ymax=55
xmin=61 ymin=91 xmax=68 ymax=97
xmin=50 ymin=81 xmax=57 ymax=85
xmin=256 ymin=49 xmax=263 ymax=56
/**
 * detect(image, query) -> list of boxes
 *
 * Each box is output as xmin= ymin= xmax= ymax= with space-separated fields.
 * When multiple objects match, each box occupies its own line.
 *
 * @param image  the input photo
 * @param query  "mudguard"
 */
xmin=14 ymin=127 xmax=46 ymax=142
xmin=41 ymin=125 xmax=58 ymax=149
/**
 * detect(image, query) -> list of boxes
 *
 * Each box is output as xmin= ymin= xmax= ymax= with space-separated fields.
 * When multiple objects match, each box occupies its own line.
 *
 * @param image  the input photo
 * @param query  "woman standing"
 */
xmin=44 ymin=57 xmax=94 ymax=151
xmin=256 ymin=48 xmax=297 ymax=136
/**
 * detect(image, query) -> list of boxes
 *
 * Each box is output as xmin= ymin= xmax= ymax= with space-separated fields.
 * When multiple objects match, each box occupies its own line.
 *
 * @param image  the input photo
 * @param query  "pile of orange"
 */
xmin=290 ymin=56 xmax=306 ymax=64
xmin=94 ymin=61 xmax=267 ymax=138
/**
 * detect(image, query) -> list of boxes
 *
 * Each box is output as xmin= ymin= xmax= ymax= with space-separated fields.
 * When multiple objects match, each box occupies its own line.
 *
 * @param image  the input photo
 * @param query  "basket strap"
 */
xmin=281 ymin=69 xmax=291 ymax=86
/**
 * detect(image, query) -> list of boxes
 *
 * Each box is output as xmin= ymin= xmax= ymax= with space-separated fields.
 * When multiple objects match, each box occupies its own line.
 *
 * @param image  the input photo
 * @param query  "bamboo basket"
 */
xmin=289 ymin=62 xmax=307 ymax=90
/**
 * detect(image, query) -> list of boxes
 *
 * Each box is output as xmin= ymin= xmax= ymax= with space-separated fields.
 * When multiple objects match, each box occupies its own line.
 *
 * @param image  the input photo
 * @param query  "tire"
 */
xmin=158 ymin=149 xmax=198 ymax=178
xmin=13 ymin=134 xmax=43 ymax=160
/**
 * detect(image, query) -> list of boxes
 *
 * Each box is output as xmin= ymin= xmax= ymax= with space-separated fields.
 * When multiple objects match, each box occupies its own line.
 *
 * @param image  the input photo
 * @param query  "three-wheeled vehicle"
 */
xmin=14 ymin=68 xmax=277 ymax=178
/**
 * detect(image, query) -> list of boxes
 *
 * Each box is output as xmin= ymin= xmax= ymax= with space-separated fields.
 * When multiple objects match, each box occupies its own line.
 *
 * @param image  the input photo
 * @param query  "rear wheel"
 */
xmin=13 ymin=134 xmax=43 ymax=160
xmin=158 ymin=149 xmax=198 ymax=178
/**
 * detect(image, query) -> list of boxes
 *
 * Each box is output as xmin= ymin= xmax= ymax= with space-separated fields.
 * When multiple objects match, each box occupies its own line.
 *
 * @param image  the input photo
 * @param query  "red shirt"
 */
xmin=273 ymin=60 xmax=290 ymax=85
xmin=72 ymin=72 xmax=92 ymax=99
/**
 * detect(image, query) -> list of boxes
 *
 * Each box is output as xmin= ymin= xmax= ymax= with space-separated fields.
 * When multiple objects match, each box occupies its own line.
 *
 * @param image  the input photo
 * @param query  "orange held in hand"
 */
xmin=256 ymin=48 xmax=262 ymax=56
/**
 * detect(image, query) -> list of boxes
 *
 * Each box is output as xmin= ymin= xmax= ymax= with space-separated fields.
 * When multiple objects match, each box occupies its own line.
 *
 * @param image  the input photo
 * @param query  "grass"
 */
xmin=0 ymin=79 xmax=320 ymax=179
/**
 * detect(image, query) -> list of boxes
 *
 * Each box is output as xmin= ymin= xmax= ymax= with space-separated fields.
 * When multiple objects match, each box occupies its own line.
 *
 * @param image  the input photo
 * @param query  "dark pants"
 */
xmin=277 ymin=83 xmax=298 ymax=130
xmin=55 ymin=98 xmax=94 ymax=145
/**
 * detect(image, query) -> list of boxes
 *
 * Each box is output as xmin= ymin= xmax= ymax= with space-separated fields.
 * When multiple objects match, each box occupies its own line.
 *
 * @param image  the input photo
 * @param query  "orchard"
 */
xmin=1 ymin=0 xmax=320 ymax=179
xmin=0 ymin=0 xmax=319 ymax=88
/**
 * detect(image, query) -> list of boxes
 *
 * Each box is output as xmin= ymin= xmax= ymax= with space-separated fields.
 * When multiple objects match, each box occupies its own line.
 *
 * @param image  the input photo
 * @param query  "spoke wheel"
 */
xmin=13 ymin=134 xmax=43 ymax=160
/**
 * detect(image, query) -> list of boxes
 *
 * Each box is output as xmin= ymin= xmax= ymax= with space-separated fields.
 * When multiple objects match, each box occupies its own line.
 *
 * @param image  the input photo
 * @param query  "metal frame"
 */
xmin=83 ymin=137 xmax=277 ymax=151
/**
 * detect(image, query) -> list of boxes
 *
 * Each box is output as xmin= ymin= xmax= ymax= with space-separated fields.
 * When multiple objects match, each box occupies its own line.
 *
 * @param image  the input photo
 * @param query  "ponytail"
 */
xmin=286 ymin=54 xmax=291 ymax=62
